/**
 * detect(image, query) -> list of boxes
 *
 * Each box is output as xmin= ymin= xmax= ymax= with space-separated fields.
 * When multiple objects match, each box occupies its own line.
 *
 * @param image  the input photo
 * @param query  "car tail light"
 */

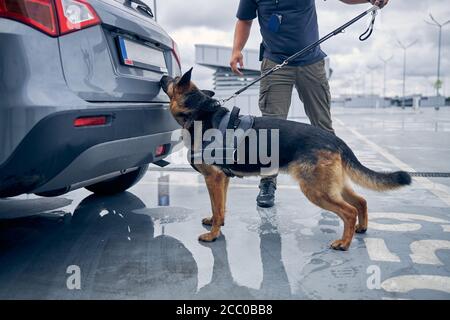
xmin=0 ymin=0 xmax=100 ymax=36
xmin=155 ymin=144 xmax=168 ymax=157
xmin=54 ymin=0 xmax=100 ymax=35
xmin=0 ymin=0 xmax=58 ymax=36
xmin=171 ymin=38 xmax=182 ymax=72
xmin=74 ymin=116 xmax=108 ymax=127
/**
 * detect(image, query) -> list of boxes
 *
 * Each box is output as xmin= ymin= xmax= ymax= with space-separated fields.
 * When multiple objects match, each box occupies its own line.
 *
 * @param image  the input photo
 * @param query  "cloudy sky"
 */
xmin=155 ymin=0 xmax=450 ymax=97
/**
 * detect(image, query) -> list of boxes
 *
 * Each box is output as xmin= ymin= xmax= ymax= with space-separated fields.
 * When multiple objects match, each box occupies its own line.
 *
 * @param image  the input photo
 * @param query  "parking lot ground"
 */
xmin=1 ymin=107 xmax=450 ymax=299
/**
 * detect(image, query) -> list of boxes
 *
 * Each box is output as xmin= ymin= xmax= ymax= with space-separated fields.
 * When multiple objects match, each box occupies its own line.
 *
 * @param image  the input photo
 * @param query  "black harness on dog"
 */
xmin=190 ymin=106 xmax=254 ymax=177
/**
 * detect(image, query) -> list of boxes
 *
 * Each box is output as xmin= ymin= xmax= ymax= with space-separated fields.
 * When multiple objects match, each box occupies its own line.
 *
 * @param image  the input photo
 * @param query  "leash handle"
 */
xmin=359 ymin=6 xmax=378 ymax=41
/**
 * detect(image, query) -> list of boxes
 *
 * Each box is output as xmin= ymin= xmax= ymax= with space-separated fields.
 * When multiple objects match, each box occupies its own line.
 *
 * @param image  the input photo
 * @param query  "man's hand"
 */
xmin=340 ymin=0 xmax=389 ymax=8
xmin=370 ymin=0 xmax=389 ymax=9
xmin=230 ymin=20 xmax=252 ymax=76
xmin=230 ymin=50 xmax=244 ymax=76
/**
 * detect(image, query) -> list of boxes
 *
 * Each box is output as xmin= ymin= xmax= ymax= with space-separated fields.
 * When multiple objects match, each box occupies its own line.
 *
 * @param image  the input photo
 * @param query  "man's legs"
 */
xmin=295 ymin=60 xmax=334 ymax=134
xmin=257 ymin=58 xmax=296 ymax=207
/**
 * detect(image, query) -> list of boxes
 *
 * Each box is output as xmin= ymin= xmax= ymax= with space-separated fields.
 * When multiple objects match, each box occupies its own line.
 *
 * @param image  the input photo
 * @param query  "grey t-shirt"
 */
xmin=237 ymin=0 xmax=326 ymax=66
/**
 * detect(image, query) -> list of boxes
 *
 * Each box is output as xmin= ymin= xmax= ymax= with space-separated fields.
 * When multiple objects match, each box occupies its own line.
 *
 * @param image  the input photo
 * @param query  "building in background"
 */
xmin=332 ymin=95 xmax=447 ymax=109
xmin=331 ymin=95 xmax=392 ymax=108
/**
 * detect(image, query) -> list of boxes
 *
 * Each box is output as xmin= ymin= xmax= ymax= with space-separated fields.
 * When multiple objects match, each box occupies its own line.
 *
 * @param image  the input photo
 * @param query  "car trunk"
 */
xmin=58 ymin=0 xmax=174 ymax=103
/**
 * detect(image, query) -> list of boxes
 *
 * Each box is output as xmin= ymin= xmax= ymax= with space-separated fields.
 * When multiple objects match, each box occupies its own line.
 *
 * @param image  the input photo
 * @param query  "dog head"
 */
xmin=160 ymin=68 xmax=218 ymax=129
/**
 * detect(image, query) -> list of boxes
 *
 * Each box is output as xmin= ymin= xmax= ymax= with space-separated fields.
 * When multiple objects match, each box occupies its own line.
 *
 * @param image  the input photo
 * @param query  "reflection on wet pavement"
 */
xmin=0 ymin=191 xmax=295 ymax=299
xmin=0 ymin=193 xmax=199 ymax=299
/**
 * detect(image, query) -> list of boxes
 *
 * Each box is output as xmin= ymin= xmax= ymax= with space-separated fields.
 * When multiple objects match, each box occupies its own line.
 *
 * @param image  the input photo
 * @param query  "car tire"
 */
xmin=85 ymin=165 xmax=149 ymax=195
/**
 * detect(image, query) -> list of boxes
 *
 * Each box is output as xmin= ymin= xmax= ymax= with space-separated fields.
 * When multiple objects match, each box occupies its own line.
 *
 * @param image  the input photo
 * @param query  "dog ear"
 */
xmin=178 ymin=67 xmax=193 ymax=87
xmin=201 ymin=90 xmax=215 ymax=98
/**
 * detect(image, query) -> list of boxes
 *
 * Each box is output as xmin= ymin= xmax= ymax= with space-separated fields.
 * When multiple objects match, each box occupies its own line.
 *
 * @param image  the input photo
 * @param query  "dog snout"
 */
xmin=160 ymin=75 xmax=172 ymax=93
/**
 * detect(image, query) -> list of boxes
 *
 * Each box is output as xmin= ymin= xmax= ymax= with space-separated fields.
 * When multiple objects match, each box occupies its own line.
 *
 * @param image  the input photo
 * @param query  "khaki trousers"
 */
xmin=258 ymin=58 xmax=334 ymax=185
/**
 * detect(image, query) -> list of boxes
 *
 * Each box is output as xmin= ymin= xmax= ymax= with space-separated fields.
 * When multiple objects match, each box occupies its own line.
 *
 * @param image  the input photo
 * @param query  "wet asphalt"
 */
xmin=1 ymin=107 xmax=449 ymax=300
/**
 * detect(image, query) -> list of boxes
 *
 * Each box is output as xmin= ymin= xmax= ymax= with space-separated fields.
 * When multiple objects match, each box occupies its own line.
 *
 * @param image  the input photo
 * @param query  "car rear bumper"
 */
xmin=0 ymin=19 xmax=176 ymax=165
xmin=0 ymin=106 xmax=180 ymax=197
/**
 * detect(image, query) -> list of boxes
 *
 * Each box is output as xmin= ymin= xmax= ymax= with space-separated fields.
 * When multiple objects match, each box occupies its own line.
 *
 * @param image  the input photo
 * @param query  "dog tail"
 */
xmin=340 ymin=143 xmax=412 ymax=191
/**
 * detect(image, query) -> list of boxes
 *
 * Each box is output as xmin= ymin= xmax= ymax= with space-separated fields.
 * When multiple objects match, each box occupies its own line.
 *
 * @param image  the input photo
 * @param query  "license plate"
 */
xmin=117 ymin=36 xmax=168 ymax=73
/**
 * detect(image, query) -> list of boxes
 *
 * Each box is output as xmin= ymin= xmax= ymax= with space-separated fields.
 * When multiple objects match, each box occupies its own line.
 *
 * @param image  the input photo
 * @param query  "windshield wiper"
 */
xmin=124 ymin=0 xmax=154 ymax=18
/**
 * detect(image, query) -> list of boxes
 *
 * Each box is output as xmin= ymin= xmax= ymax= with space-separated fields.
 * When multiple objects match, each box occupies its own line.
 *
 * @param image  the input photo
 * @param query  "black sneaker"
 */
xmin=257 ymin=180 xmax=276 ymax=208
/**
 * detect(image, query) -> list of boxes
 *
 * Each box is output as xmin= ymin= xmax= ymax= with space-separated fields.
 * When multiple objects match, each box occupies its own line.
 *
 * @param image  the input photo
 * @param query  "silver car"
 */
xmin=0 ymin=0 xmax=181 ymax=197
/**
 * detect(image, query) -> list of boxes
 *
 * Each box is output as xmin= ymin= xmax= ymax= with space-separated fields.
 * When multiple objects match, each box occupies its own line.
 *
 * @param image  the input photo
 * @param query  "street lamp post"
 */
xmin=379 ymin=55 xmax=393 ymax=99
xmin=153 ymin=0 xmax=157 ymax=22
xmin=425 ymin=14 xmax=450 ymax=96
xmin=367 ymin=65 xmax=378 ymax=95
xmin=367 ymin=65 xmax=379 ymax=107
xmin=397 ymin=39 xmax=418 ymax=109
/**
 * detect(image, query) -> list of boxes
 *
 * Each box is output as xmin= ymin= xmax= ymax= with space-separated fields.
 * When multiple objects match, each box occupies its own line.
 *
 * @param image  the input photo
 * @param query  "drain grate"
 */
xmin=408 ymin=172 xmax=450 ymax=178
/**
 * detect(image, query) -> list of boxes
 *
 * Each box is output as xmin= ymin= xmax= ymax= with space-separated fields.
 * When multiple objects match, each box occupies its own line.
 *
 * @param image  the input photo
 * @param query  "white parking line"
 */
xmin=410 ymin=240 xmax=450 ymax=266
xmin=370 ymin=212 xmax=450 ymax=224
xmin=334 ymin=118 xmax=450 ymax=207
xmin=368 ymin=212 xmax=450 ymax=233
xmin=364 ymin=238 xmax=401 ymax=262
xmin=381 ymin=275 xmax=450 ymax=294
xmin=369 ymin=222 xmax=421 ymax=232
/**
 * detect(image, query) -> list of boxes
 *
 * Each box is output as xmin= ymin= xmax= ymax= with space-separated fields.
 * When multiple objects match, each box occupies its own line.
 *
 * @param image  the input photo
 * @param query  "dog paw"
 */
xmin=198 ymin=232 xmax=220 ymax=242
xmin=330 ymin=240 xmax=350 ymax=251
xmin=201 ymin=217 xmax=224 ymax=226
xmin=355 ymin=224 xmax=368 ymax=234
xmin=202 ymin=217 xmax=213 ymax=226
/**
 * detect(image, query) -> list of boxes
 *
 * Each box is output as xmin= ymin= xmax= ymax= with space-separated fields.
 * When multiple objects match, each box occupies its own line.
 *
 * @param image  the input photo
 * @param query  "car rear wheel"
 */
xmin=85 ymin=165 xmax=149 ymax=195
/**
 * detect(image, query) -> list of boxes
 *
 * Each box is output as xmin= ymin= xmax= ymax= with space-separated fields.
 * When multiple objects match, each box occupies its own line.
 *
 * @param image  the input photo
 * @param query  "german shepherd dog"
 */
xmin=160 ymin=68 xmax=411 ymax=251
